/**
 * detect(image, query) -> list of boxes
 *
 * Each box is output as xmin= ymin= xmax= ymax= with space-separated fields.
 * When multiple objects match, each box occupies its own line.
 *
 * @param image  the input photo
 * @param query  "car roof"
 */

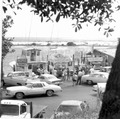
xmin=9 ymin=71 xmax=28 ymax=74
xmin=92 ymin=72 xmax=109 ymax=75
xmin=60 ymin=100 xmax=83 ymax=106
xmin=27 ymin=81 xmax=46 ymax=84
xmin=1 ymin=100 xmax=26 ymax=105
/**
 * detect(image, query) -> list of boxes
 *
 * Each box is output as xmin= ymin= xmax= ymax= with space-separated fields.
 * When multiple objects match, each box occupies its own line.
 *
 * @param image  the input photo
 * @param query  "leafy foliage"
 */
xmin=2 ymin=0 xmax=120 ymax=36
xmin=2 ymin=15 xmax=14 ymax=60
xmin=67 ymin=42 xmax=76 ymax=46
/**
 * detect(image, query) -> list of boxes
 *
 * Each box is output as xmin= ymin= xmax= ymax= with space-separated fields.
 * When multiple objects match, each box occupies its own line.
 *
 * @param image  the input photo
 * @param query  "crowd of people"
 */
xmin=32 ymin=64 xmax=96 ymax=86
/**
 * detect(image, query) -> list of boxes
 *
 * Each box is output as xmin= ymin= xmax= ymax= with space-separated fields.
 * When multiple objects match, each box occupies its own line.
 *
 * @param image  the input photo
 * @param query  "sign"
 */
xmin=17 ymin=58 xmax=27 ymax=64
xmin=87 ymin=57 xmax=103 ymax=62
xmin=74 ymin=51 xmax=81 ymax=59
xmin=50 ymin=54 xmax=70 ymax=63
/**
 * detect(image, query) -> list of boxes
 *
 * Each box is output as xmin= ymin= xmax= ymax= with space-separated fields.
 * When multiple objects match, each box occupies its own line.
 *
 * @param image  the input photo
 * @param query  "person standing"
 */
xmin=67 ymin=68 xmax=70 ymax=81
xmin=76 ymin=69 xmax=83 ymax=85
xmin=72 ymin=73 xmax=78 ymax=86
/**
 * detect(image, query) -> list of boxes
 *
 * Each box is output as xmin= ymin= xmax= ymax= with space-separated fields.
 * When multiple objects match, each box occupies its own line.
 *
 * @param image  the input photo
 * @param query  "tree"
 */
xmin=98 ymin=38 xmax=120 ymax=119
xmin=2 ymin=15 xmax=14 ymax=83
xmin=3 ymin=0 xmax=119 ymax=36
xmin=67 ymin=42 xmax=76 ymax=46
xmin=2 ymin=15 xmax=14 ymax=60
xmin=2 ymin=0 xmax=120 ymax=118
xmin=1 ymin=15 xmax=14 ymax=117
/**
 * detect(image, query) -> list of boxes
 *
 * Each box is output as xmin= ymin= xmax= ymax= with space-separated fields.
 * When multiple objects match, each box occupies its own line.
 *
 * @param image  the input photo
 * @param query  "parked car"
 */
xmin=2 ymin=71 xmax=29 ymax=86
xmin=38 ymin=74 xmax=63 ymax=85
xmin=81 ymin=72 xmax=109 ymax=85
xmin=93 ymin=83 xmax=106 ymax=93
xmin=99 ymin=66 xmax=111 ymax=73
xmin=50 ymin=100 xmax=89 ymax=119
xmin=5 ymin=81 xmax=62 ymax=99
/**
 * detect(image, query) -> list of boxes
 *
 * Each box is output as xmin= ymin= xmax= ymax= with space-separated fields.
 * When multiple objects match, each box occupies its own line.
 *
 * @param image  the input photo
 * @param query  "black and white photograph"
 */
xmin=1 ymin=0 xmax=120 ymax=118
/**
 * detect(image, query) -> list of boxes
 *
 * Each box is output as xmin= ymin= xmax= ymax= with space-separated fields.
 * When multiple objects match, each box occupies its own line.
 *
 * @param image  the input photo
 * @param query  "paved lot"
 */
xmin=2 ymin=81 xmax=98 ymax=118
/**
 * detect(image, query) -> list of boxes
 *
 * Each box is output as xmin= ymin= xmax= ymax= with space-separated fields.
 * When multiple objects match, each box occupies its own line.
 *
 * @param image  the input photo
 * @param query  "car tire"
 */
xmin=17 ymin=83 xmax=22 ymax=86
xmin=87 ymin=80 xmax=93 ymax=85
xmin=15 ymin=92 xmax=24 ymax=99
xmin=46 ymin=90 xmax=54 ymax=97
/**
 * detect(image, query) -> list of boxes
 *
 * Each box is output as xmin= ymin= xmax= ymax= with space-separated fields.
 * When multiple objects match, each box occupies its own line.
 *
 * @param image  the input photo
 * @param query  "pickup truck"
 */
xmin=1 ymin=99 xmax=47 ymax=118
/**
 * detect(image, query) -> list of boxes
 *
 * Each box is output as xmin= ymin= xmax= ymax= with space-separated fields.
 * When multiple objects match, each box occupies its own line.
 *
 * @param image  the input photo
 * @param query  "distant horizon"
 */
xmin=11 ymin=37 xmax=118 ymax=42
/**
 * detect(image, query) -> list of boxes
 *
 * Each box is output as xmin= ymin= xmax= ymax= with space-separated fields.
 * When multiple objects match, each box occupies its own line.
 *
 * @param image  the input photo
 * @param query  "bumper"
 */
xmin=5 ymin=91 xmax=15 ymax=97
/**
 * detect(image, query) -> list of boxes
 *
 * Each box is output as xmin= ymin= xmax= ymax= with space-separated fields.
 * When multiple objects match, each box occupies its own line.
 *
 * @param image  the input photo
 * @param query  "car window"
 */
xmin=39 ymin=76 xmax=45 ymax=79
xmin=99 ymin=74 xmax=104 ymax=78
xmin=32 ymin=83 xmax=43 ymax=88
xmin=90 ymin=74 xmax=99 ymax=77
xmin=13 ymin=73 xmax=25 ymax=77
xmin=20 ymin=105 xmax=26 ymax=114
xmin=48 ymin=76 xmax=56 ymax=79
xmin=7 ymin=73 xmax=12 ymax=77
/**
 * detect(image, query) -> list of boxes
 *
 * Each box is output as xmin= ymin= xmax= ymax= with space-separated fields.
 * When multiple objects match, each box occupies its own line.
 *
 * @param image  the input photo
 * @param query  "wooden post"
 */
xmin=73 ymin=54 xmax=74 ymax=72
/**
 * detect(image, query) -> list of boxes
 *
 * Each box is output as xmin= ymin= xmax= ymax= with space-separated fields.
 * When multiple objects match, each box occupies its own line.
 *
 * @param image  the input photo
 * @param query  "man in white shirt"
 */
xmin=76 ymin=69 xmax=84 ymax=85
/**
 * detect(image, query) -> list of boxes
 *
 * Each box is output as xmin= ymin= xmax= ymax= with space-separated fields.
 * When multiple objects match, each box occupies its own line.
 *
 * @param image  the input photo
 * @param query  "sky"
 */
xmin=4 ymin=3 xmax=120 ymax=42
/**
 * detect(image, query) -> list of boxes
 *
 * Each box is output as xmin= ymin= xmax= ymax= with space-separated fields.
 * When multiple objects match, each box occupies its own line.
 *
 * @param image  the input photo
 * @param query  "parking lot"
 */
xmin=2 ymin=81 xmax=98 ymax=118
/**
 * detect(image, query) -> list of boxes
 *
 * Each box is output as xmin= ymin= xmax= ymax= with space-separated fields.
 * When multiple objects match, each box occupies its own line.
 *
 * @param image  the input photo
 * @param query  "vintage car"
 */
xmin=99 ymin=66 xmax=111 ymax=73
xmin=93 ymin=83 xmax=106 ymax=93
xmin=50 ymin=100 xmax=89 ymax=119
xmin=5 ymin=81 xmax=62 ymax=99
xmin=38 ymin=74 xmax=63 ymax=85
xmin=2 ymin=71 xmax=29 ymax=86
xmin=81 ymin=72 xmax=109 ymax=85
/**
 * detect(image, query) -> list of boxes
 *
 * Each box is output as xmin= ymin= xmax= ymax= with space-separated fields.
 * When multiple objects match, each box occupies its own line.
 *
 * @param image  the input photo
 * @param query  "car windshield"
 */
xmin=1 ymin=104 xmax=19 ymax=116
xmin=13 ymin=73 xmax=25 ymax=77
xmin=26 ymin=83 xmax=32 ymax=88
xmin=90 ymin=74 xmax=99 ymax=77
xmin=57 ymin=105 xmax=81 ymax=114
xmin=47 ymin=76 xmax=56 ymax=79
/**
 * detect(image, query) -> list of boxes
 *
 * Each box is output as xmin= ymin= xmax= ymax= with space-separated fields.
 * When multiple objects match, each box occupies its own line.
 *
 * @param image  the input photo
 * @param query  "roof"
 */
xmin=1 ymin=100 xmax=26 ymax=105
xmin=96 ymin=49 xmax=116 ymax=57
xmin=60 ymin=100 xmax=83 ymax=106
xmin=86 ymin=48 xmax=116 ymax=58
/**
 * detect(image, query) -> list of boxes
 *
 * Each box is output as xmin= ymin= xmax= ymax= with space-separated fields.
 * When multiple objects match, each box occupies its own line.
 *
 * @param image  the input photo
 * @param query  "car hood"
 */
xmin=6 ymin=86 xmax=28 ymax=91
xmin=44 ymin=78 xmax=62 ymax=82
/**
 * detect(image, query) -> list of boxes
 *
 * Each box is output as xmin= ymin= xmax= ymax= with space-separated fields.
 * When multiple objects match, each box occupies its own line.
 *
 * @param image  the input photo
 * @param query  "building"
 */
xmin=16 ymin=47 xmax=47 ymax=72
xmin=86 ymin=48 xmax=116 ymax=67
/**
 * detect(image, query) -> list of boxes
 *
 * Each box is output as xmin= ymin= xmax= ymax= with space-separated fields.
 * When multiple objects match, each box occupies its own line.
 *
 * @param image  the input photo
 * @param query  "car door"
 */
xmin=11 ymin=73 xmax=26 ymax=85
xmin=28 ymin=83 xmax=46 ymax=95
xmin=91 ymin=74 xmax=104 ymax=83
xmin=89 ymin=74 xmax=99 ymax=83
xmin=4 ymin=73 xmax=16 ymax=85
xmin=97 ymin=74 xmax=107 ymax=83
xmin=14 ymin=73 xmax=27 ymax=85
xmin=5 ymin=73 xmax=17 ymax=85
